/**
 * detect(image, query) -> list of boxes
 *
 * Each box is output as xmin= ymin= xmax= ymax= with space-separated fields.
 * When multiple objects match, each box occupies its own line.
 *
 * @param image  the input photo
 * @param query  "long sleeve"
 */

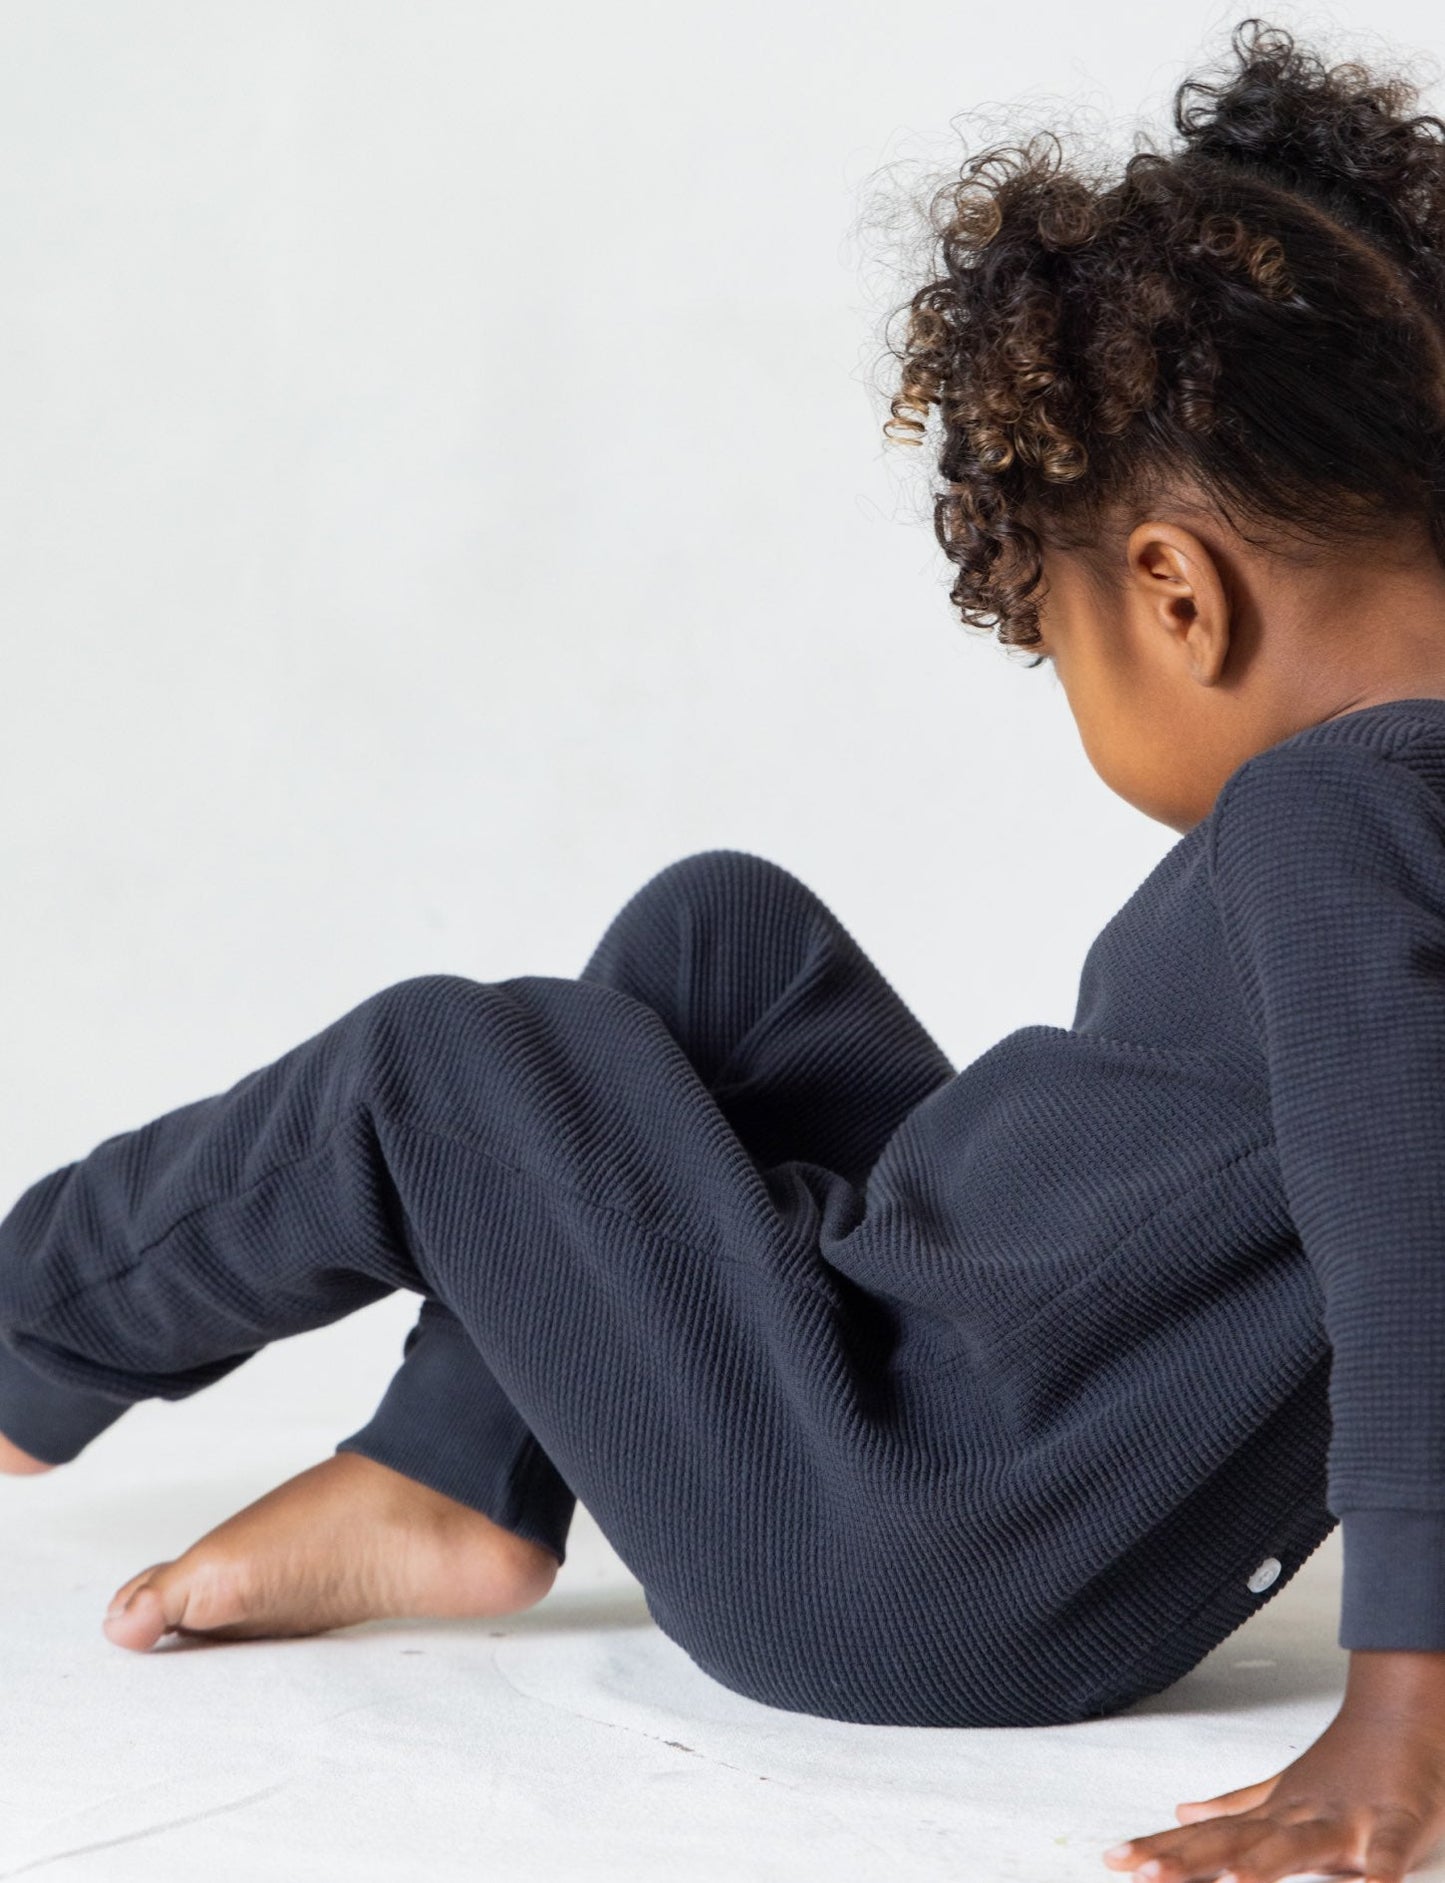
xmin=1207 ymin=737 xmax=1445 ymax=1651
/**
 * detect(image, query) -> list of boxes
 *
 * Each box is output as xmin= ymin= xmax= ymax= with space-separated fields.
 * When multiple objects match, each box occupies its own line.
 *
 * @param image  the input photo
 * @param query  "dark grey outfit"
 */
xmin=7 ymin=699 xmax=1445 ymax=1724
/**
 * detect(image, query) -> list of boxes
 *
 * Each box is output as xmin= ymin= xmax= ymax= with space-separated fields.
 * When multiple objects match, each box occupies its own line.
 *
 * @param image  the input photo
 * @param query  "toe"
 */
xmin=103 ymin=1581 xmax=174 ymax=1652
xmin=104 ymin=1551 xmax=259 ymax=1650
xmin=106 ymin=1563 xmax=164 ymax=1616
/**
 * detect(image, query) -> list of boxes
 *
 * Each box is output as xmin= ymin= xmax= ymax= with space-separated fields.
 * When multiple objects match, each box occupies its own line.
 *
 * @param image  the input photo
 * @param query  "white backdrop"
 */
xmin=0 ymin=0 xmax=1429 ymax=1440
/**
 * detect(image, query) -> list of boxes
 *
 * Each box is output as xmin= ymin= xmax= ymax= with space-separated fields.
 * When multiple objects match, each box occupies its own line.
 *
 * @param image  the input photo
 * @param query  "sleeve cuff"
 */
xmin=1339 ymin=1509 xmax=1445 ymax=1650
xmin=0 ymin=1331 xmax=133 ymax=1464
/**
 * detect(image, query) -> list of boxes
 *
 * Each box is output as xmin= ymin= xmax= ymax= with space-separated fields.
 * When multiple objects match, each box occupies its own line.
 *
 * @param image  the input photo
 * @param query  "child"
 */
xmin=5 ymin=14 xmax=1445 ymax=1879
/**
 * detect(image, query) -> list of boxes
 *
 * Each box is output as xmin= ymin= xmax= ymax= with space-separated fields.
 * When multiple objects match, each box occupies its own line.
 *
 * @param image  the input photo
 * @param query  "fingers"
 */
xmin=1210 ymin=1816 xmax=1355 ymax=1883
xmin=1360 ymin=1810 xmax=1428 ymax=1883
xmin=1103 ymin=1812 xmax=1274 ymax=1878
xmin=1101 ymin=1806 xmax=1426 ymax=1883
xmin=1173 ymin=1777 xmax=1281 ymax=1824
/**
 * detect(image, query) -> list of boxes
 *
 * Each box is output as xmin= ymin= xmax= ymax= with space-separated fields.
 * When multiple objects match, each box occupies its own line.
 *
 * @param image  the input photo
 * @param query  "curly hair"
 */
xmin=879 ymin=17 xmax=1445 ymax=656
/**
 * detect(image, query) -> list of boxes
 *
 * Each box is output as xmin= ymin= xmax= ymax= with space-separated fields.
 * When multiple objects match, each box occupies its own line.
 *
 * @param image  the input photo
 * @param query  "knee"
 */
xmin=369 ymin=973 xmax=480 ymax=1024
xmin=649 ymin=847 xmax=808 ymax=906
xmin=358 ymin=973 xmax=504 ymax=1075
xmin=600 ymin=849 xmax=827 ymax=951
xmin=349 ymin=974 xmax=516 ymax=1131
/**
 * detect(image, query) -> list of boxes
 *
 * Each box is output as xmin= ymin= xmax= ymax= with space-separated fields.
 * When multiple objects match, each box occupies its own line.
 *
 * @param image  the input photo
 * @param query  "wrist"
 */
xmin=1344 ymin=1647 xmax=1445 ymax=1722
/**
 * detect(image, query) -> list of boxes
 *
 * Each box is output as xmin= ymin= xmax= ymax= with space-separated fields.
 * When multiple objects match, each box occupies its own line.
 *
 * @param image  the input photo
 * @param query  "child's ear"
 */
xmin=1124 ymin=520 xmax=1231 ymax=685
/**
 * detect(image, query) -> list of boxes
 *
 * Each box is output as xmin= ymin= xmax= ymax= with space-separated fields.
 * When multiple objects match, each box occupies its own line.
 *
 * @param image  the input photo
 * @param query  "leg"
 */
xmin=99 ymin=1450 xmax=561 ymax=1650
xmin=577 ymin=847 xmax=954 ymax=1178
xmin=0 ymin=1429 xmax=56 ymax=1475
xmin=335 ymin=1296 xmax=575 ymax=1553
xmin=0 ymin=976 xmax=586 ymax=1645
xmin=0 ymin=945 xmax=792 ymax=1647
xmin=0 ymin=852 xmax=952 ymax=1681
xmin=332 ymin=847 xmax=953 ymax=1534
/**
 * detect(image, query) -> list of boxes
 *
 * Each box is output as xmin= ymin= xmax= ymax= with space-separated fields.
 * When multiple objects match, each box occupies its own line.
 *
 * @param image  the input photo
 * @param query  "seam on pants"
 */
xmin=11 ymin=1095 xmax=835 ymax=1339
xmin=13 ymin=1100 xmax=374 ymax=1319
xmin=383 ymin=1112 xmax=827 ymax=1290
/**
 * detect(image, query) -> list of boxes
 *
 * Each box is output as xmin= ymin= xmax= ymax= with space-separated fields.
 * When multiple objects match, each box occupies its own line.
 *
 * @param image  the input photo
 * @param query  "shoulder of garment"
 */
xmin=1197 ymin=702 xmax=1445 ymax=1657
xmin=1202 ymin=707 xmax=1445 ymax=1055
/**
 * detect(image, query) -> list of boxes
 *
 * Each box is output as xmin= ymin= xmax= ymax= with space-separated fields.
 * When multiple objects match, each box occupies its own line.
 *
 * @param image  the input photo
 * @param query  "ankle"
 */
xmin=0 ymin=1431 xmax=57 ymax=1475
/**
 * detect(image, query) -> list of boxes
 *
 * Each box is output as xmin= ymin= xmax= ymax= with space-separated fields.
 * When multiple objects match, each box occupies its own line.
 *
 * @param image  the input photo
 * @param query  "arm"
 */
xmin=1104 ymin=740 xmax=1445 ymax=1881
xmin=1206 ymin=739 xmax=1445 ymax=1644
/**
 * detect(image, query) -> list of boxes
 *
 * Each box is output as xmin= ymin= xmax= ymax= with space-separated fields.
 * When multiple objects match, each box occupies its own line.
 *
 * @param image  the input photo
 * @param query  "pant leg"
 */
xmin=0 ymin=850 xmax=949 ymax=1565
xmin=334 ymin=1296 xmax=576 ymax=1556
xmin=577 ymin=848 xmax=955 ymax=1181
xmin=0 ymin=970 xmax=643 ymax=1570
xmin=334 ymin=848 xmax=954 ymax=1535
xmin=0 ymin=1023 xmax=412 ymax=1461
xmin=0 ymin=1336 xmax=138 ymax=1465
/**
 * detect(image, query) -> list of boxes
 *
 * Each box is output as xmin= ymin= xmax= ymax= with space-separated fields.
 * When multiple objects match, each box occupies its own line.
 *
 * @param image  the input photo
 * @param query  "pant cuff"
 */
xmin=0 ymin=1332 xmax=134 ymax=1464
xmin=333 ymin=1303 xmax=576 ymax=1566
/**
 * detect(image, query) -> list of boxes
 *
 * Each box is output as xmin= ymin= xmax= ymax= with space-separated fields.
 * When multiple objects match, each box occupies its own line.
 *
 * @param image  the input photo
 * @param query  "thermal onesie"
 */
xmin=6 ymin=697 xmax=1445 ymax=1727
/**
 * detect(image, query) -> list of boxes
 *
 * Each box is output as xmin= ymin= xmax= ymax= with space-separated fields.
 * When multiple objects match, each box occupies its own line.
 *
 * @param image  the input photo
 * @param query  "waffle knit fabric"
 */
xmin=4 ymin=696 xmax=1445 ymax=1726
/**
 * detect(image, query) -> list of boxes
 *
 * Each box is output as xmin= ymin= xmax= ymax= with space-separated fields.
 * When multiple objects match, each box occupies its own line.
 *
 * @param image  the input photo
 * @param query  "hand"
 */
xmin=1099 ymin=1650 xmax=1445 ymax=1883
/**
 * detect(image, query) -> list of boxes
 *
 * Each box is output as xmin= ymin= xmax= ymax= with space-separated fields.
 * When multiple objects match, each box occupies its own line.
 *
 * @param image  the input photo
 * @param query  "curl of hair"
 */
xmin=879 ymin=17 xmax=1445 ymax=651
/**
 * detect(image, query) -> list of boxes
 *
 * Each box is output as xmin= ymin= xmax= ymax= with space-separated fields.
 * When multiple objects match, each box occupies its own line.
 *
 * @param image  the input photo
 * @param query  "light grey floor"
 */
xmin=0 ymin=1295 xmax=1426 ymax=1883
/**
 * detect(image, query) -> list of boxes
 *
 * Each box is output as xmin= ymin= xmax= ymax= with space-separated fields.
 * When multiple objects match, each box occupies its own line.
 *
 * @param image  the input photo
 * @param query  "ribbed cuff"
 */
xmin=334 ymin=1297 xmax=575 ymax=1565
xmin=1339 ymin=1508 xmax=1445 ymax=1650
xmin=0 ymin=1331 xmax=133 ymax=1464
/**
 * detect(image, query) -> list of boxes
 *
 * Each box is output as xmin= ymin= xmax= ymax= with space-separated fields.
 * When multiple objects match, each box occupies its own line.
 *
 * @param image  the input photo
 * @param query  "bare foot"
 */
xmin=102 ymin=1451 xmax=559 ymax=1652
xmin=0 ymin=1432 xmax=56 ymax=1475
